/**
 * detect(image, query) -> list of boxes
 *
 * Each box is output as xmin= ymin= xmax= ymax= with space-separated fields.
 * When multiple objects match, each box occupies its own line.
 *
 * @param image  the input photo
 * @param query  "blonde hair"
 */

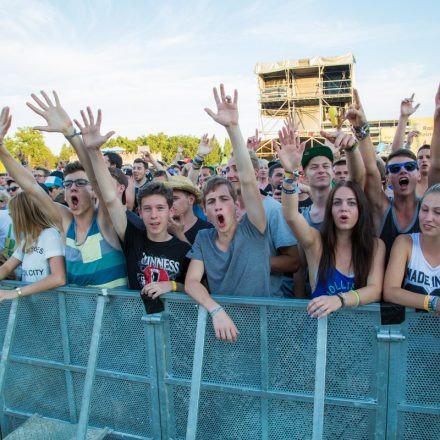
xmin=9 ymin=192 xmax=57 ymax=253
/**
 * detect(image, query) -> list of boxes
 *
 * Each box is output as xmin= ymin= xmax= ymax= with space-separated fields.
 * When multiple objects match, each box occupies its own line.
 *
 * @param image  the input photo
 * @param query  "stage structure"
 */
xmin=255 ymin=53 xmax=355 ymax=157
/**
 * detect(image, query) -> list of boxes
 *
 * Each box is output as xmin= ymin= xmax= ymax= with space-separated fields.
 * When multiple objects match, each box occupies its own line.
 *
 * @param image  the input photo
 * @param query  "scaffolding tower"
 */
xmin=255 ymin=53 xmax=355 ymax=157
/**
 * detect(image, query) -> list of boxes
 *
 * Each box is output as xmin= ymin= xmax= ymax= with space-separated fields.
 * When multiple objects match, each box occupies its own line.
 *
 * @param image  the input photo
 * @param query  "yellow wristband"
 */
xmin=424 ymin=295 xmax=431 ymax=311
xmin=172 ymin=281 xmax=177 ymax=292
xmin=350 ymin=289 xmax=360 ymax=307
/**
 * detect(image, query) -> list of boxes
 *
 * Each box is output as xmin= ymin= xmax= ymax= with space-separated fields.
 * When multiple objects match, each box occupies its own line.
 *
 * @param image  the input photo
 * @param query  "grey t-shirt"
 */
xmin=187 ymin=215 xmax=271 ymax=296
xmin=262 ymin=196 xmax=297 ymax=297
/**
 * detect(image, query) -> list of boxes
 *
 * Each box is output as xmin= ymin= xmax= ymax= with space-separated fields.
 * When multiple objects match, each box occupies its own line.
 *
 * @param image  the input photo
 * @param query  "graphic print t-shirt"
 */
xmin=122 ymin=220 xmax=191 ymax=313
xmin=12 ymin=227 xmax=65 ymax=282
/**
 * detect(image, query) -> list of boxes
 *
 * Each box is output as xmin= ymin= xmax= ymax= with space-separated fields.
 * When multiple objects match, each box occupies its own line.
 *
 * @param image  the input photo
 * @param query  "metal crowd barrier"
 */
xmin=0 ymin=283 xmax=439 ymax=439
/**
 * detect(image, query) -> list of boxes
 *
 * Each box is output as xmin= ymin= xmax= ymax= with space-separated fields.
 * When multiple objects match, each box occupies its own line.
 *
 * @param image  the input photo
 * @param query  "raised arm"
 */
xmin=346 ymin=90 xmax=389 ymax=229
xmin=275 ymin=123 xmax=320 ymax=252
xmin=74 ymin=108 xmax=127 ymax=241
xmin=205 ymin=84 xmax=266 ymax=233
xmin=188 ymin=134 xmax=216 ymax=185
xmin=391 ymin=94 xmax=420 ymax=152
xmin=0 ymin=107 xmax=64 ymax=229
xmin=429 ymin=84 xmax=440 ymax=186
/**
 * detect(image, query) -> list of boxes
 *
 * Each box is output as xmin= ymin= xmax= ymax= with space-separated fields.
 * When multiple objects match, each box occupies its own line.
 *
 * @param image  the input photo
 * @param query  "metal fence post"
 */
xmin=0 ymin=299 xmax=18 ymax=436
xmin=76 ymin=290 xmax=108 ymax=440
xmin=186 ymin=305 xmax=208 ymax=440
xmin=312 ymin=316 xmax=328 ymax=440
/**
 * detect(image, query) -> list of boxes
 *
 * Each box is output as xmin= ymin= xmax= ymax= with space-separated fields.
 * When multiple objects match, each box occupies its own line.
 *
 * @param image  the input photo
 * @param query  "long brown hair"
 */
xmin=317 ymin=181 xmax=376 ymax=288
xmin=9 ymin=192 xmax=58 ymax=253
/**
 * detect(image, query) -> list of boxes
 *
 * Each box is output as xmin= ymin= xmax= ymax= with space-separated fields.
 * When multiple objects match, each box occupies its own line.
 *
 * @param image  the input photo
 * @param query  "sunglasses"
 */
xmin=7 ymin=187 xmax=19 ymax=193
xmin=386 ymin=161 xmax=418 ymax=174
xmin=63 ymin=178 xmax=90 ymax=189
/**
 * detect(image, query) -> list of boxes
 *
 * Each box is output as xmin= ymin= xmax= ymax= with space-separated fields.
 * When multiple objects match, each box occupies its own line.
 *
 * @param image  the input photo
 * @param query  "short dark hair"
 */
xmin=104 ymin=152 xmax=123 ymax=169
xmin=109 ymin=168 xmax=128 ymax=205
xmin=63 ymin=161 xmax=85 ymax=177
xmin=333 ymin=159 xmax=347 ymax=167
xmin=202 ymin=176 xmax=237 ymax=205
xmin=133 ymin=158 xmax=148 ymax=169
xmin=269 ymin=162 xmax=283 ymax=178
xmin=386 ymin=148 xmax=417 ymax=165
xmin=201 ymin=165 xmax=215 ymax=176
xmin=417 ymin=144 xmax=430 ymax=154
xmin=35 ymin=166 xmax=50 ymax=177
xmin=137 ymin=181 xmax=173 ymax=208
xmin=153 ymin=170 xmax=168 ymax=179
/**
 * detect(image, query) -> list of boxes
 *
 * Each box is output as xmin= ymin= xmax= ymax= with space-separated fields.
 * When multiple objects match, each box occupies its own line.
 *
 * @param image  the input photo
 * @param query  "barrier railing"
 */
xmin=0 ymin=284 xmax=439 ymax=439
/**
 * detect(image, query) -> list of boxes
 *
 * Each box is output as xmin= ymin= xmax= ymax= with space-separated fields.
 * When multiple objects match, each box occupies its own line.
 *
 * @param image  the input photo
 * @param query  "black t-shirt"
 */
xmin=126 ymin=209 xmax=145 ymax=230
xmin=185 ymin=218 xmax=214 ymax=245
xmin=122 ymin=220 xmax=191 ymax=314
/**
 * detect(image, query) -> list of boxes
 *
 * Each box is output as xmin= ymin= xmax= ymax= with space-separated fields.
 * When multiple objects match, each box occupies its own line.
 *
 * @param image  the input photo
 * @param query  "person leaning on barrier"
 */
xmin=276 ymin=119 xmax=385 ymax=318
xmin=185 ymin=84 xmax=270 ymax=343
xmin=80 ymin=109 xmax=190 ymax=314
xmin=0 ymin=107 xmax=65 ymax=301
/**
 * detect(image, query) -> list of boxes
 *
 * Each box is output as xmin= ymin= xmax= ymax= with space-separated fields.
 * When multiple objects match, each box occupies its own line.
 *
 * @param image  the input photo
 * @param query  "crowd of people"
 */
xmin=0 ymin=82 xmax=438 ymax=342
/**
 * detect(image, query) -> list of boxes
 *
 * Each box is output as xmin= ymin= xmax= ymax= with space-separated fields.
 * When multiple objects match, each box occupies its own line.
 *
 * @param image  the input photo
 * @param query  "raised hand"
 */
xmin=320 ymin=130 xmax=357 ymax=151
xmin=26 ymin=91 xmax=74 ymax=136
xmin=197 ymin=133 xmax=216 ymax=157
xmin=204 ymin=84 xmax=238 ymax=128
xmin=0 ymin=107 xmax=12 ymax=142
xmin=345 ymin=89 xmax=367 ymax=128
xmin=400 ymin=93 xmax=420 ymax=117
xmin=140 ymin=146 xmax=154 ymax=163
xmin=247 ymin=129 xmax=261 ymax=151
xmin=74 ymin=107 xmax=115 ymax=150
xmin=274 ymin=124 xmax=305 ymax=172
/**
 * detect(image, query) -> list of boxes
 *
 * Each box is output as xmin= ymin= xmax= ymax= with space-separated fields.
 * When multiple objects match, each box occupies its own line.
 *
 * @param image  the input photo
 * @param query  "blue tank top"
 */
xmin=312 ymin=268 xmax=355 ymax=298
xmin=66 ymin=214 xmax=128 ymax=289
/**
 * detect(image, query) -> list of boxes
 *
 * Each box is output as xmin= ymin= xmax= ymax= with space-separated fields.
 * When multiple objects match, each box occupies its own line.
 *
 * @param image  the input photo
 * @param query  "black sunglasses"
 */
xmin=7 ymin=187 xmax=19 ymax=193
xmin=386 ymin=161 xmax=418 ymax=174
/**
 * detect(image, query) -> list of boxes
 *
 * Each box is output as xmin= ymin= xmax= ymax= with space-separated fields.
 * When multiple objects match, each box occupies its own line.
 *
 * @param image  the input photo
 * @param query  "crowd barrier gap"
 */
xmin=0 ymin=282 xmax=439 ymax=439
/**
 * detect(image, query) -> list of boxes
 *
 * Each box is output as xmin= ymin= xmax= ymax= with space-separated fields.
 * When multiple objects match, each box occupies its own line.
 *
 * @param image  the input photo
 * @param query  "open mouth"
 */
xmin=339 ymin=214 xmax=349 ymax=221
xmin=399 ymin=177 xmax=409 ymax=189
xmin=70 ymin=195 xmax=79 ymax=209
xmin=217 ymin=214 xmax=226 ymax=228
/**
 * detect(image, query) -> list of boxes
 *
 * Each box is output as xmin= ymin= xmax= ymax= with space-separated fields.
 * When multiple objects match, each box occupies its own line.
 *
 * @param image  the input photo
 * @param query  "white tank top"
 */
xmin=403 ymin=233 xmax=440 ymax=296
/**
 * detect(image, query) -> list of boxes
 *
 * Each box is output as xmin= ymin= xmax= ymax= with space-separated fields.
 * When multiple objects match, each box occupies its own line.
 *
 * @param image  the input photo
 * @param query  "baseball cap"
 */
xmin=301 ymin=146 xmax=334 ymax=168
xmin=44 ymin=176 xmax=63 ymax=188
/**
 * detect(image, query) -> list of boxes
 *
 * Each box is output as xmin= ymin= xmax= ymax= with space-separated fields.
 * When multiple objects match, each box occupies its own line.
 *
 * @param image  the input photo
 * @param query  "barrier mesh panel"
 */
xmin=72 ymin=372 xmax=153 ymax=437
xmin=401 ymin=412 xmax=440 ymax=440
xmin=267 ymin=306 xmax=316 ymax=393
xmin=0 ymin=300 xmax=11 ymax=348
xmin=326 ymin=310 xmax=378 ymax=399
xmin=12 ymin=293 xmax=63 ymax=362
xmin=404 ymin=313 xmax=440 ymax=405
xmin=323 ymin=405 xmax=374 ymax=439
xmin=268 ymin=399 xmax=313 ymax=439
xmin=97 ymin=295 xmax=148 ymax=376
xmin=4 ymin=362 xmax=70 ymax=421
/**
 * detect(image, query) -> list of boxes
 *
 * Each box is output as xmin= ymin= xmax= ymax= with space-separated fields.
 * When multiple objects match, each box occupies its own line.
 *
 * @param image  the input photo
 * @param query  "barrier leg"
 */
xmin=76 ymin=290 xmax=108 ymax=440
xmin=0 ymin=299 xmax=18 ymax=437
xmin=185 ymin=305 xmax=208 ymax=440
xmin=312 ymin=316 xmax=328 ymax=440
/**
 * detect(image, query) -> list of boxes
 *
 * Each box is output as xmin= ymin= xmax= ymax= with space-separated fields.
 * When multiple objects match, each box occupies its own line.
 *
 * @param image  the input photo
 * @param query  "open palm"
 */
xmin=275 ymin=125 xmax=305 ymax=172
xmin=74 ymin=107 xmax=115 ymax=150
xmin=205 ymin=84 xmax=239 ymax=128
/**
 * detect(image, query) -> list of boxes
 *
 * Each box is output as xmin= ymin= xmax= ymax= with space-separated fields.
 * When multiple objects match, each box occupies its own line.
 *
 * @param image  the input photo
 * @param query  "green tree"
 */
xmin=58 ymin=143 xmax=74 ymax=162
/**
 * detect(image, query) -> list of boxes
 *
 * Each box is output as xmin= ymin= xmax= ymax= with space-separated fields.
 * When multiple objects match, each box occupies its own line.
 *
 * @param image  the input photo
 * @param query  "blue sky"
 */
xmin=1 ymin=0 xmax=438 ymax=154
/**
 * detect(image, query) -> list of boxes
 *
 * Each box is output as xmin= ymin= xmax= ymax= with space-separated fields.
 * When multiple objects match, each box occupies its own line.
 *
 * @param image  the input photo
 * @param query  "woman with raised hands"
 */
xmin=276 ymin=122 xmax=385 ymax=318
xmin=0 ymin=107 xmax=65 ymax=302
xmin=384 ymin=184 xmax=440 ymax=314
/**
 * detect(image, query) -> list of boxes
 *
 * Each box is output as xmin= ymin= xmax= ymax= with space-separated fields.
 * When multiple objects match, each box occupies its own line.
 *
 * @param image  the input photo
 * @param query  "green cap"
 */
xmin=301 ymin=146 xmax=334 ymax=168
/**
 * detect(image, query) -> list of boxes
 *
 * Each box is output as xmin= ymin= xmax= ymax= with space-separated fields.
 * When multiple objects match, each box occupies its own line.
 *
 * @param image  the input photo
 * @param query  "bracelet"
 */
xmin=282 ymin=183 xmax=299 ymax=194
xmin=428 ymin=295 xmax=438 ymax=313
xmin=193 ymin=155 xmax=204 ymax=165
xmin=424 ymin=295 xmax=430 ymax=312
xmin=345 ymin=141 xmax=358 ymax=153
xmin=15 ymin=287 xmax=22 ymax=298
xmin=349 ymin=289 xmax=360 ymax=307
xmin=352 ymin=122 xmax=370 ymax=141
xmin=65 ymin=130 xmax=81 ymax=140
xmin=283 ymin=176 xmax=295 ymax=184
xmin=336 ymin=293 xmax=345 ymax=308
xmin=432 ymin=296 xmax=439 ymax=313
xmin=209 ymin=306 xmax=224 ymax=318
xmin=171 ymin=281 xmax=177 ymax=292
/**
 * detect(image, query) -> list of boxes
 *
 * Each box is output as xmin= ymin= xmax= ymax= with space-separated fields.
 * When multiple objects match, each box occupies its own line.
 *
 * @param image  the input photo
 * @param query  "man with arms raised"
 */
xmin=185 ymin=84 xmax=270 ymax=342
xmin=3 ymin=94 xmax=127 ymax=289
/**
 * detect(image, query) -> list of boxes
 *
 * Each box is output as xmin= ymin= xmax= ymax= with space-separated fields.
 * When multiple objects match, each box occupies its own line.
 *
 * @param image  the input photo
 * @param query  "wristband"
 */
xmin=65 ymin=130 xmax=81 ymax=140
xmin=171 ymin=281 xmax=177 ymax=292
xmin=352 ymin=122 xmax=370 ymax=141
xmin=209 ymin=306 xmax=224 ymax=318
xmin=282 ymin=183 xmax=299 ymax=194
xmin=15 ymin=287 xmax=22 ymax=298
xmin=349 ymin=289 xmax=360 ymax=307
xmin=345 ymin=141 xmax=358 ymax=153
xmin=336 ymin=293 xmax=345 ymax=308
xmin=428 ymin=295 xmax=438 ymax=313
xmin=423 ymin=295 xmax=430 ymax=312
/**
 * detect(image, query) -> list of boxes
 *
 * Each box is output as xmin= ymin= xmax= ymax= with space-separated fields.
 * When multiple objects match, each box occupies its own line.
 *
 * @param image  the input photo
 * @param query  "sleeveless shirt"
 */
xmin=66 ymin=214 xmax=128 ymax=289
xmin=312 ymin=268 xmax=355 ymax=298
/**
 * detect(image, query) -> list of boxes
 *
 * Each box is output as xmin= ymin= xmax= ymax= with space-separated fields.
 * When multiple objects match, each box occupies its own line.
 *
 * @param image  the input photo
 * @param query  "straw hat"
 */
xmin=165 ymin=175 xmax=202 ymax=204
